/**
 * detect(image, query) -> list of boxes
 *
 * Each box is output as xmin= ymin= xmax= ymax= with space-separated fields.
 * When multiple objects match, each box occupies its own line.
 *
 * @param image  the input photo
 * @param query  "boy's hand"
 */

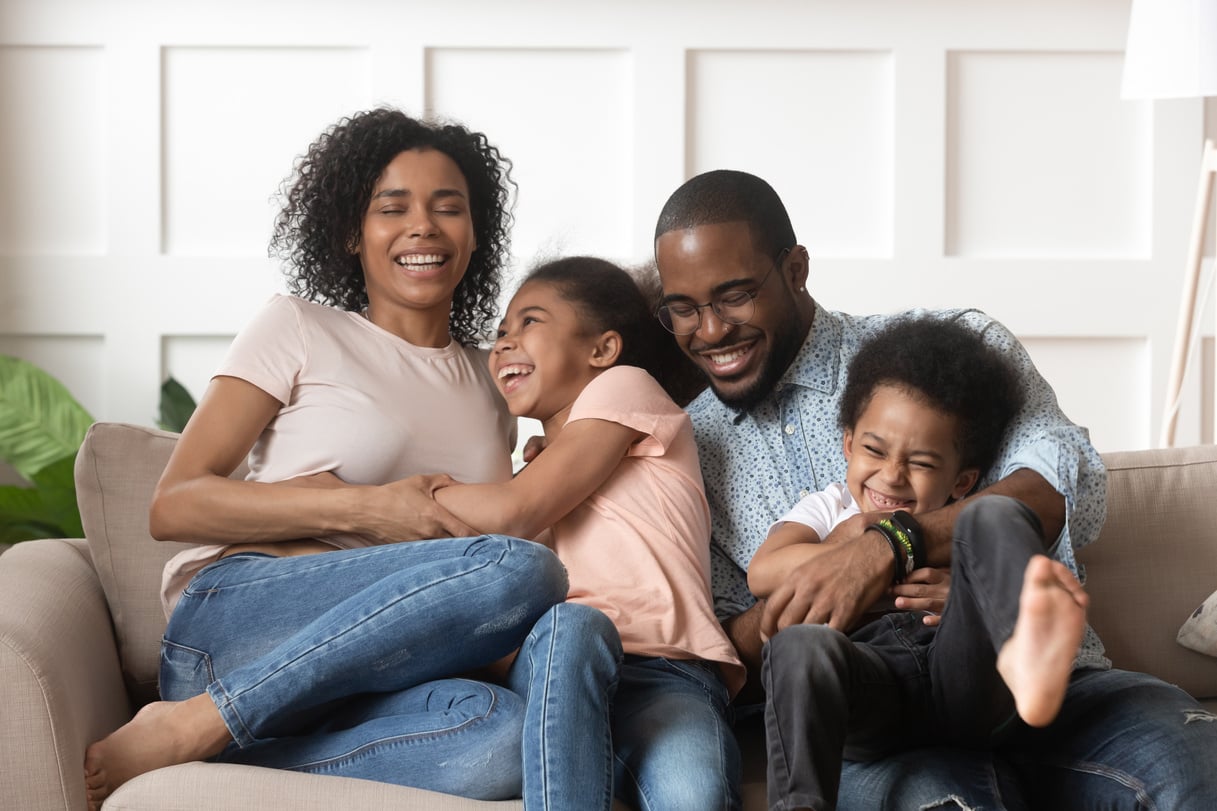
xmin=892 ymin=567 xmax=951 ymax=625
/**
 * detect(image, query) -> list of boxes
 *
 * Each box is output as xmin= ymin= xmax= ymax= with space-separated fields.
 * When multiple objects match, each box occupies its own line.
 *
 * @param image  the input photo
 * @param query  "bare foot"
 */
xmin=996 ymin=555 xmax=1088 ymax=728
xmin=83 ymin=694 xmax=232 ymax=810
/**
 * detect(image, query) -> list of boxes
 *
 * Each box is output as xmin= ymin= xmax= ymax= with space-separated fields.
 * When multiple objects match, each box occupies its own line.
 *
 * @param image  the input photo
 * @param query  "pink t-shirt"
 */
xmin=160 ymin=294 xmax=515 ymax=615
xmin=553 ymin=365 xmax=746 ymax=696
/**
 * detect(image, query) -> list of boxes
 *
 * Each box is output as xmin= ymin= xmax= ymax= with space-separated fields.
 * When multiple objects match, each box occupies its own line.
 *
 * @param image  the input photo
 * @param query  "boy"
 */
xmin=749 ymin=316 xmax=1088 ymax=811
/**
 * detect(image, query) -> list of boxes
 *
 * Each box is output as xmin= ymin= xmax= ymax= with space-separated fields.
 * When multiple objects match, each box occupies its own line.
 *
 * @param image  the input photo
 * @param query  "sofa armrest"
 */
xmin=0 ymin=539 xmax=134 ymax=811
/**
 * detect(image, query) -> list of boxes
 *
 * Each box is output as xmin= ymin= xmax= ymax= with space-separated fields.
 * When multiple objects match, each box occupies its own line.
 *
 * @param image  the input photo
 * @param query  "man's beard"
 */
xmin=709 ymin=317 xmax=804 ymax=412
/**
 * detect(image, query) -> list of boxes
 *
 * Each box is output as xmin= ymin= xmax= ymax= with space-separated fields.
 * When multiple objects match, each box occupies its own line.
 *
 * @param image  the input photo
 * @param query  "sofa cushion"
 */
xmin=1083 ymin=446 xmax=1217 ymax=699
xmin=75 ymin=422 xmax=195 ymax=705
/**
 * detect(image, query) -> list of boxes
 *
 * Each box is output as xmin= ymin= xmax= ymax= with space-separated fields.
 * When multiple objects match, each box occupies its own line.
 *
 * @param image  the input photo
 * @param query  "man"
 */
xmin=652 ymin=169 xmax=1217 ymax=809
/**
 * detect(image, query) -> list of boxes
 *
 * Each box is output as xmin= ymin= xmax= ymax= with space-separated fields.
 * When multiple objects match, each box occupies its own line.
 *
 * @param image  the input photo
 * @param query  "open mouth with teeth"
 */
xmin=698 ymin=340 xmax=757 ymax=378
xmin=865 ymin=487 xmax=914 ymax=511
xmin=496 ymin=363 xmax=534 ymax=394
xmin=394 ymin=253 xmax=448 ymax=271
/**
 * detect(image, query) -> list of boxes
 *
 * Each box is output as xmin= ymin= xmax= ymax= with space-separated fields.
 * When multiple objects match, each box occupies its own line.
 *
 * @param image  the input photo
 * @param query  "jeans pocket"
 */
xmin=160 ymin=639 xmax=216 ymax=700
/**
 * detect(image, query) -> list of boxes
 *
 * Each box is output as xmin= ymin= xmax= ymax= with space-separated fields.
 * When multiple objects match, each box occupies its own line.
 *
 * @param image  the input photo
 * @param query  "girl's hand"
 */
xmin=892 ymin=566 xmax=951 ymax=626
xmin=363 ymin=474 xmax=478 ymax=542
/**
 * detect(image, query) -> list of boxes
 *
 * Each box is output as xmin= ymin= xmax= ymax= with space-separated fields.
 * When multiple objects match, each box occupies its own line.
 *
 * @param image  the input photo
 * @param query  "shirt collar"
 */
xmin=783 ymin=301 xmax=841 ymax=395
xmin=723 ymin=301 xmax=842 ymax=424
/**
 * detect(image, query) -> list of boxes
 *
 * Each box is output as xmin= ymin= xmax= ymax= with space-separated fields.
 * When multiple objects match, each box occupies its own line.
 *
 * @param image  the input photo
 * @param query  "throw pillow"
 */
xmin=1178 ymin=589 xmax=1217 ymax=657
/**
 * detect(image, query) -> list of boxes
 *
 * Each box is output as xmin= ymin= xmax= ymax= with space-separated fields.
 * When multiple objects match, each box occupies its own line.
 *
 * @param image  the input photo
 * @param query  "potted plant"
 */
xmin=0 ymin=355 xmax=197 ymax=549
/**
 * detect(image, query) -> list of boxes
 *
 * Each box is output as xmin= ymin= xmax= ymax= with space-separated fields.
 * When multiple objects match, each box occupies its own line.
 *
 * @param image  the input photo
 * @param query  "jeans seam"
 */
xmin=283 ymin=683 xmax=506 ymax=773
xmin=223 ymin=553 xmax=499 ymax=714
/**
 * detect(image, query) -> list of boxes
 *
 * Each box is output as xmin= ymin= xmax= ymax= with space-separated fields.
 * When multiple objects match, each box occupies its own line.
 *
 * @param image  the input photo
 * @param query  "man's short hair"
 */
xmin=654 ymin=170 xmax=797 ymax=262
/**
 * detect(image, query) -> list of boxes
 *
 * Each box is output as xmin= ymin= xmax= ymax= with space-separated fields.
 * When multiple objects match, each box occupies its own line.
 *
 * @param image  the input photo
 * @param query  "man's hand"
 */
xmin=892 ymin=567 xmax=951 ymax=626
xmin=521 ymin=435 xmax=548 ymax=464
xmin=760 ymin=528 xmax=894 ymax=639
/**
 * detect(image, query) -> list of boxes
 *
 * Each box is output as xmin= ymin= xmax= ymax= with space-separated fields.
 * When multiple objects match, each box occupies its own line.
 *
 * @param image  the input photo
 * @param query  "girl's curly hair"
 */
xmin=270 ymin=108 xmax=514 ymax=346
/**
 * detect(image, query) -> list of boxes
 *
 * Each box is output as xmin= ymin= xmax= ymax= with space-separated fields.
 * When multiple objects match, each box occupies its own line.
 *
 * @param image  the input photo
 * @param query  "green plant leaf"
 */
xmin=30 ymin=452 xmax=77 ymax=489
xmin=0 ymin=484 xmax=79 ymax=542
xmin=158 ymin=377 xmax=197 ymax=433
xmin=0 ymin=355 xmax=94 ymax=480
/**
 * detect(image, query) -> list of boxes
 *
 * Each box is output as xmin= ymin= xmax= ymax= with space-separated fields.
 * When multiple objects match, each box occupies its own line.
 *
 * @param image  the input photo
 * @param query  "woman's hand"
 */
xmin=366 ymin=474 xmax=479 ymax=542
xmin=891 ymin=566 xmax=951 ymax=626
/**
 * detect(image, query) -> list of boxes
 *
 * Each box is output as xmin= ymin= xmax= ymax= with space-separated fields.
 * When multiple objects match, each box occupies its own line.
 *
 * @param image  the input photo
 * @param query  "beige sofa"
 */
xmin=2 ymin=422 xmax=1215 ymax=810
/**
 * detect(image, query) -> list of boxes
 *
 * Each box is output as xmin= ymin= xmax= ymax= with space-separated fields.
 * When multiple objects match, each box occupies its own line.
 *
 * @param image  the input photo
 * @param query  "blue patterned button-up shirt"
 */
xmin=688 ymin=303 xmax=1110 ymax=669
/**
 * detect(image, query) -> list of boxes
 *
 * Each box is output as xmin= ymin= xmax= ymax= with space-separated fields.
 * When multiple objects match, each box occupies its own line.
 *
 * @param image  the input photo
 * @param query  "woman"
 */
xmin=83 ymin=108 xmax=587 ymax=808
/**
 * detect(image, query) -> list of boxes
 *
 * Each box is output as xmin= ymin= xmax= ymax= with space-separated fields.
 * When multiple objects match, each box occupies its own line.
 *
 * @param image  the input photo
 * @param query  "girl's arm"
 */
xmin=149 ymin=376 xmax=475 ymax=544
xmin=434 ymin=417 xmax=642 ymax=542
xmin=747 ymin=522 xmax=835 ymax=597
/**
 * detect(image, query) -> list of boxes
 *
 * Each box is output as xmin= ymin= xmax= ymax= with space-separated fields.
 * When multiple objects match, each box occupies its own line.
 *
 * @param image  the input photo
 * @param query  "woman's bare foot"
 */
xmin=83 ymin=693 xmax=232 ymax=811
xmin=996 ymin=555 xmax=1088 ymax=728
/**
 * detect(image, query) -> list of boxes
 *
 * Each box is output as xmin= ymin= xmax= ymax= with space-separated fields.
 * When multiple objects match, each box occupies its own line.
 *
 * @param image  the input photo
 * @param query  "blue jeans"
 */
xmin=508 ymin=604 xmax=740 ymax=811
xmin=160 ymin=535 xmax=568 ymax=801
xmin=838 ymin=669 xmax=1217 ymax=810
xmin=612 ymin=656 xmax=741 ymax=811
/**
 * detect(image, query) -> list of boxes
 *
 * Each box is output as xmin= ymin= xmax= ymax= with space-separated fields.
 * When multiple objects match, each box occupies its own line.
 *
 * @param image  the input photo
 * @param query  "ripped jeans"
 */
xmin=159 ymin=535 xmax=569 ymax=801
xmin=836 ymin=668 xmax=1217 ymax=811
xmin=766 ymin=496 xmax=1217 ymax=810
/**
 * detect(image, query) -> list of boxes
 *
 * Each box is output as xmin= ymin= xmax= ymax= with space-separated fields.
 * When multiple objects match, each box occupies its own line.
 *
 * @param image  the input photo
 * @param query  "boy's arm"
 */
xmin=434 ymin=418 xmax=642 ymax=542
xmin=747 ymin=522 xmax=826 ymax=597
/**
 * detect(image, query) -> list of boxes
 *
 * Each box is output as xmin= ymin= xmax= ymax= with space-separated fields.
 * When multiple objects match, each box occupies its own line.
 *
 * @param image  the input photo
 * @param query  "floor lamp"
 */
xmin=1121 ymin=0 xmax=1217 ymax=447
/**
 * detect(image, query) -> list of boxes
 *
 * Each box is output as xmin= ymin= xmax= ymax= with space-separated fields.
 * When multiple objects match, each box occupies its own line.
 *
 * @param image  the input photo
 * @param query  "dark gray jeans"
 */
xmin=761 ymin=495 xmax=1041 ymax=811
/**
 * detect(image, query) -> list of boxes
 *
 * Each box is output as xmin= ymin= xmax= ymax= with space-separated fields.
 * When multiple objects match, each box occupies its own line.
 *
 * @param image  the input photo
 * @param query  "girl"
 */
xmin=436 ymin=256 xmax=746 ymax=811
xmin=83 ymin=109 xmax=593 ymax=808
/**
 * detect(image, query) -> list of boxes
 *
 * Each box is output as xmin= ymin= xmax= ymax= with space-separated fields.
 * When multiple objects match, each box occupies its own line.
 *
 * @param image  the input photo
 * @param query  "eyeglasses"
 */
xmin=656 ymin=249 xmax=789 ymax=336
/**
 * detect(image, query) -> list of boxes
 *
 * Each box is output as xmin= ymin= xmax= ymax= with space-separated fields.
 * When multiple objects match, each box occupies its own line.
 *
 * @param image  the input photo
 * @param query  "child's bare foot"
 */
xmin=996 ymin=555 xmax=1088 ymax=728
xmin=83 ymin=694 xmax=232 ymax=810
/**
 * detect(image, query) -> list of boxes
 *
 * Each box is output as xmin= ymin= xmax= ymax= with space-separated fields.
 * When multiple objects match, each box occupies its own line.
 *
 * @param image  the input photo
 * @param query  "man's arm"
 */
xmin=915 ymin=468 xmax=1063 ymax=564
xmin=723 ymin=602 xmax=767 ymax=704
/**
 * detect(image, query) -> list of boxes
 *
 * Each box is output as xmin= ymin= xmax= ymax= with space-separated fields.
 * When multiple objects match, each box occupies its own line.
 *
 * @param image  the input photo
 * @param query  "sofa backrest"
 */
xmin=75 ymin=422 xmax=210 ymax=706
xmin=1078 ymin=445 xmax=1217 ymax=699
xmin=74 ymin=421 xmax=1217 ymax=706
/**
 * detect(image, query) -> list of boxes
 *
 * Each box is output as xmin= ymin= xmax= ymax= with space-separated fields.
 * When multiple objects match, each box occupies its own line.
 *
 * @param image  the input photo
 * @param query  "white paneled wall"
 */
xmin=0 ymin=0 xmax=1214 ymax=463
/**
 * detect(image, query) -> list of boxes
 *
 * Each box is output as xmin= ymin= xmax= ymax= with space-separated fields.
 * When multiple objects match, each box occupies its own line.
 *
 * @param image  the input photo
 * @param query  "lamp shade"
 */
xmin=1122 ymin=0 xmax=1217 ymax=99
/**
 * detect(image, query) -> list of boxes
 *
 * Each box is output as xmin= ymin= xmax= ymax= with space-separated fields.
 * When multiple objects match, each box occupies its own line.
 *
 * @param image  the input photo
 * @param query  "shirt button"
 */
xmin=784 ymin=424 xmax=796 ymax=435
xmin=799 ymin=489 xmax=809 ymax=498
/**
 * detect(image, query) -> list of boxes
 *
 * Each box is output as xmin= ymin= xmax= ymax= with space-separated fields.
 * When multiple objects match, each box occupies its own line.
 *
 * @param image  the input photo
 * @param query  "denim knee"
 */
xmin=956 ymin=495 xmax=1043 ymax=540
xmin=766 ymin=623 xmax=854 ymax=682
xmin=477 ymin=535 xmax=569 ymax=608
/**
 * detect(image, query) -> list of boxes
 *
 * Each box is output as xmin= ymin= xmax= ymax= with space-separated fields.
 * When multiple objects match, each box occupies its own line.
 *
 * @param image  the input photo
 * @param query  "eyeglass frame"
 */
xmin=655 ymin=247 xmax=792 ymax=336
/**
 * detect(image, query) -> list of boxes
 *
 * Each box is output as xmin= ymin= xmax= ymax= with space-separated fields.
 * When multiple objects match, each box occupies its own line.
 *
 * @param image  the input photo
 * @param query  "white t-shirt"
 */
xmin=771 ymin=481 xmax=858 ymax=539
xmin=160 ymin=294 xmax=515 ymax=615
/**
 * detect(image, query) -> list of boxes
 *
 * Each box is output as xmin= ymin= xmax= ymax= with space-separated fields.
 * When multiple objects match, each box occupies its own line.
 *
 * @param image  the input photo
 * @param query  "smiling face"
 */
xmin=357 ymin=147 xmax=477 ymax=346
xmin=655 ymin=220 xmax=810 ymax=410
xmin=490 ymin=280 xmax=617 ymax=435
xmin=843 ymin=384 xmax=979 ymax=515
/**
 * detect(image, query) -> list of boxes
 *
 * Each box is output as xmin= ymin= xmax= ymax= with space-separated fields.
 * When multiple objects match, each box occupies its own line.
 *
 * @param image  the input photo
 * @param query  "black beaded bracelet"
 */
xmin=867 ymin=523 xmax=908 ymax=585
xmin=890 ymin=510 xmax=926 ymax=570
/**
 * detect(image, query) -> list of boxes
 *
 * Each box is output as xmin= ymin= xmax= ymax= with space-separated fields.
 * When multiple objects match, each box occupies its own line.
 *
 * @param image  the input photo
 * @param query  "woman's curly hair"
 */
xmin=270 ymin=108 xmax=514 ymax=346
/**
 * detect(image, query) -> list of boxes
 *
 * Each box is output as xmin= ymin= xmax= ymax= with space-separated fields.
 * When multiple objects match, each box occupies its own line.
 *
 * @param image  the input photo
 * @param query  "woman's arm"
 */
xmin=434 ymin=417 xmax=642 ymax=541
xmin=149 ymin=376 xmax=475 ymax=544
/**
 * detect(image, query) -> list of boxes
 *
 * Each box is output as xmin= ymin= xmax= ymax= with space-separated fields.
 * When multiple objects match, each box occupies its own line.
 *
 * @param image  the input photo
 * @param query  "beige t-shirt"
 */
xmin=160 ymin=294 xmax=515 ymax=615
xmin=554 ymin=365 xmax=746 ymax=696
